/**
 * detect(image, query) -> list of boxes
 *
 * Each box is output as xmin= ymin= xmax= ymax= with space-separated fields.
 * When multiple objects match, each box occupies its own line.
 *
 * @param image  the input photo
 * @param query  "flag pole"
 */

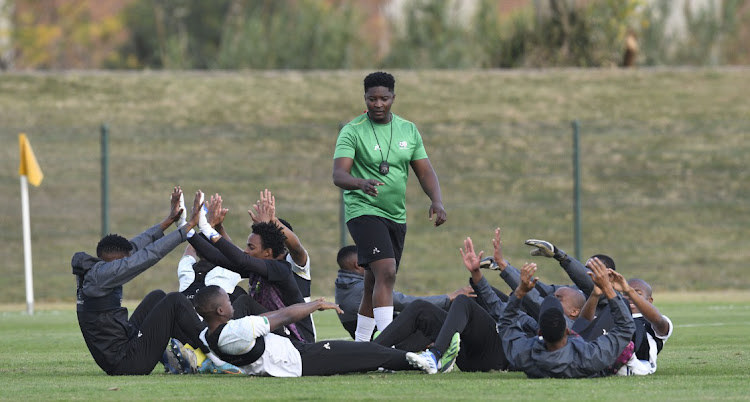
xmin=18 ymin=133 xmax=42 ymax=316
xmin=20 ymin=174 xmax=34 ymax=315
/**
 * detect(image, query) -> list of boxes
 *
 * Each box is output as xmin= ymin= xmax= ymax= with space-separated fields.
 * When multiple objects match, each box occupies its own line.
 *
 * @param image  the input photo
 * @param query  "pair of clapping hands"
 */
xmin=165 ymin=187 xmax=279 ymax=242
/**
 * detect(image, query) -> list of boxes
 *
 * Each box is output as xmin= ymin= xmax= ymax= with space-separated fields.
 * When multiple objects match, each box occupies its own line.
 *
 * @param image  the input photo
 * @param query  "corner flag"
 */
xmin=19 ymin=133 xmax=44 ymax=186
xmin=18 ymin=133 xmax=43 ymax=315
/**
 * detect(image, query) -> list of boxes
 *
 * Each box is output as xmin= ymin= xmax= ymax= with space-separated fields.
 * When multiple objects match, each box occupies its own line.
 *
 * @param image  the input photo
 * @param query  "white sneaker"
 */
xmin=406 ymin=351 xmax=438 ymax=374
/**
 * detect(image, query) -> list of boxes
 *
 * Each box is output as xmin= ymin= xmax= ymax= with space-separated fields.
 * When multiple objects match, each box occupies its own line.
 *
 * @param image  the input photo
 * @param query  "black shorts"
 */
xmin=347 ymin=215 xmax=406 ymax=269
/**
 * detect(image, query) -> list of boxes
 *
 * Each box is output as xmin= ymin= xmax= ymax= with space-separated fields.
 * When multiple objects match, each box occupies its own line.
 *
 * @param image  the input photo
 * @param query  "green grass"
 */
xmin=2 ymin=292 xmax=750 ymax=400
xmin=1 ymin=69 xmax=749 ymax=304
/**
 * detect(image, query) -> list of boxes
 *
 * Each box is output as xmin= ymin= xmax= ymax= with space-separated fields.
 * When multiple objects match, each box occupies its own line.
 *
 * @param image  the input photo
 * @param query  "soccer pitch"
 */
xmin=2 ymin=292 xmax=749 ymax=401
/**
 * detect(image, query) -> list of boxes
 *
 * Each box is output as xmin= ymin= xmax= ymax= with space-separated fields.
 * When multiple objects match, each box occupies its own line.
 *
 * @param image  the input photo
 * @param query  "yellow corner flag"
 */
xmin=18 ymin=133 xmax=44 ymax=187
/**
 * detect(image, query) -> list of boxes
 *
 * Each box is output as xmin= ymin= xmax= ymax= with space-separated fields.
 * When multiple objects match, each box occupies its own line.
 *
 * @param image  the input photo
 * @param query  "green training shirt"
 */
xmin=334 ymin=113 xmax=428 ymax=223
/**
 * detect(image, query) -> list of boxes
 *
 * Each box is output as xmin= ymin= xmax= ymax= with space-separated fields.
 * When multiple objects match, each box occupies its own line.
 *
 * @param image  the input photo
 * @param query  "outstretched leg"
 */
xmin=298 ymin=340 xmax=413 ymax=376
xmin=373 ymin=299 xmax=447 ymax=351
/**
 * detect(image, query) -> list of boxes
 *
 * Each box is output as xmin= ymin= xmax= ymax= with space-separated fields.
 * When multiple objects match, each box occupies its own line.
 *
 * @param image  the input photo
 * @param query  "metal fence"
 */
xmin=2 ymin=118 xmax=748 ymax=304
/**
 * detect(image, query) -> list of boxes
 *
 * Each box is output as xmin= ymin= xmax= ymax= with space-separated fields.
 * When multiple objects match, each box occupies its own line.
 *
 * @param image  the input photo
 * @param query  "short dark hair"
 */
xmin=337 ymin=245 xmax=358 ymax=269
xmin=277 ymin=217 xmax=293 ymax=233
xmin=252 ymin=221 xmax=287 ymax=258
xmin=193 ymin=285 xmax=224 ymax=317
xmin=590 ymin=254 xmax=616 ymax=270
xmin=96 ymin=234 xmax=132 ymax=259
xmin=628 ymin=278 xmax=652 ymax=297
xmin=538 ymin=296 xmax=567 ymax=343
xmin=364 ymin=71 xmax=395 ymax=93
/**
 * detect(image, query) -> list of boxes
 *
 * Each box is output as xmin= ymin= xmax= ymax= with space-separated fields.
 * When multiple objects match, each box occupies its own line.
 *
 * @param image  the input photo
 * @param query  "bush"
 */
xmin=525 ymin=0 xmax=644 ymax=67
xmin=385 ymin=0 xmax=481 ymax=68
xmin=640 ymin=0 xmax=748 ymax=66
xmin=117 ymin=0 xmax=230 ymax=69
xmin=215 ymin=0 xmax=367 ymax=69
xmin=473 ymin=0 xmax=535 ymax=68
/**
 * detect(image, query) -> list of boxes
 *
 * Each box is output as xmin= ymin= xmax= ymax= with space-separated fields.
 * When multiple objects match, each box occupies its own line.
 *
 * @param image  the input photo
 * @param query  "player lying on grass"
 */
xmin=498 ymin=257 xmax=635 ymax=378
xmin=193 ymin=285 xmax=425 ymax=376
xmin=385 ymin=235 xmax=584 ymax=375
xmin=519 ymin=236 xmax=617 ymax=340
xmin=580 ymin=270 xmax=673 ymax=375
xmin=71 ymin=187 xmax=234 ymax=375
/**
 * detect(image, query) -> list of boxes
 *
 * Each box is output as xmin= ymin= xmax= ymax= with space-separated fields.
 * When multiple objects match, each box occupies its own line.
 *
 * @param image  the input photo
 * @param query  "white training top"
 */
xmin=287 ymin=251 xmax=311 ymax=281
xmin=617 ymin=313 xmax=673 ymax=376
xmin=177 ymin=255 xmax=242 ymax=294
xmin=218 ymin=315 xmax=303 ymax=377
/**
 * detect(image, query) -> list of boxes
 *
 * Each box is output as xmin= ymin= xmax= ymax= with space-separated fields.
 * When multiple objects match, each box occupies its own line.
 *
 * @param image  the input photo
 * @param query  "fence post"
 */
xmin=572 ymin=120 xmax=581 ymax=261
xmin=101 ymin=123 xmax=109 ymax=237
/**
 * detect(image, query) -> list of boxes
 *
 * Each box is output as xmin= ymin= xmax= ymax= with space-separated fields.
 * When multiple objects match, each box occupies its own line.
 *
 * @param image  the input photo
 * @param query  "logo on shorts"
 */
xmin=324 ymin=342 xmax=331 ymax=350
xmin=137 ymin=331 xmax=143 ymax=338
xmin=372 ymin=247 xmax=380 ymax=255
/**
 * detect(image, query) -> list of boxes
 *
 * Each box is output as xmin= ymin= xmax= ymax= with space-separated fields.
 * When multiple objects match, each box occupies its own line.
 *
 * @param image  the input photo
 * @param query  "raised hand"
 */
xmin=166 ymin=186 xmax=184 ymax=224
xmin=609 ymin=269 xmax=630 ymax=294
xmin=206 ymin=193 xmax=228 ymax=228
xmin=517 ymin=262 xmax=538 ymax=297
xmin=248 ymin=189 xmax=276 ymax=223
xmin=492 ymin=228 xmax=509 ymax=270
xmin=187 ymin=190 xmax=202 ymax=229
xmin=460 ymin=237 xmax=484 ymax=273
xmin=586 ymin=257 xmax=615 ymax=298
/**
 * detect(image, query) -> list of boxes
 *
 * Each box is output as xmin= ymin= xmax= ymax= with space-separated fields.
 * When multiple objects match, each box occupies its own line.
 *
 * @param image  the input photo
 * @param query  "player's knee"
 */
xmin=408 ymin=299 xmax=433 ymax=311
xmin=165 ymin=291 xmax=190 ymax=305
xmin=454 ymin=294 xmax=473 ymax=304
xmin=145 ymin=289 xmax=167 ymax=299
xmin=374 ymin=267 xmax=397 ymax=286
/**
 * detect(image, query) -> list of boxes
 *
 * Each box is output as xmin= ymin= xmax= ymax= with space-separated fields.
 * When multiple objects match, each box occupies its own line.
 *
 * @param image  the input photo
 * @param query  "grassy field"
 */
xmin=1 ymin=68 xmax=749 ymax=304
xmin=2 ymin=291 xmax=750 ymax=400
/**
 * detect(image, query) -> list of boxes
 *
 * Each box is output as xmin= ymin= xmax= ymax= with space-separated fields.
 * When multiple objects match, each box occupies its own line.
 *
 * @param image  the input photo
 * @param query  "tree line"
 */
xmin=4 ymin=0 xmax=749 ymax=70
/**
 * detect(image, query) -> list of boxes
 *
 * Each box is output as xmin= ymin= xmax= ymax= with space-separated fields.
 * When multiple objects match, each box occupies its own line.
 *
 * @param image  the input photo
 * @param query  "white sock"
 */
xmin=354 ymin=314 xmax=376 ymax=342
xmin=373 ymin=306 xmax=394 ymax=331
